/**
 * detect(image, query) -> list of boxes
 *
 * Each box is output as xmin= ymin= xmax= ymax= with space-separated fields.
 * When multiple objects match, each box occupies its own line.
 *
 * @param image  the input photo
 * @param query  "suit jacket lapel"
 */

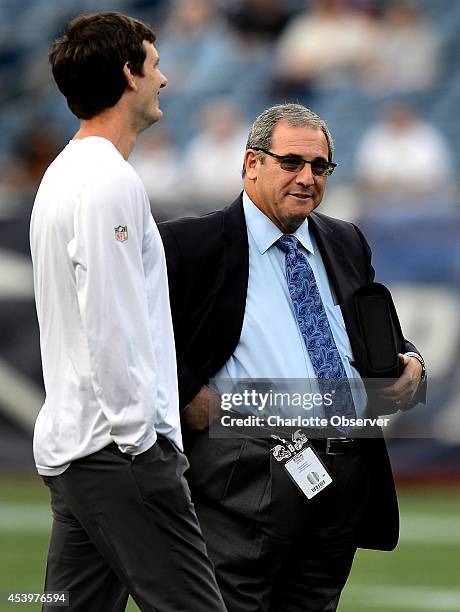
xmin=309 ymin=213 xmax=349 ymax=304
xmin=309 ymin=213 xmax=367 ymax=372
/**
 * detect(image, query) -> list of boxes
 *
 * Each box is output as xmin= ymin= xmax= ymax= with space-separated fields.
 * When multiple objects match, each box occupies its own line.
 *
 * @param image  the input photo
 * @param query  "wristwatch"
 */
xmin=404 ymin=352 xmax=427 ymax=383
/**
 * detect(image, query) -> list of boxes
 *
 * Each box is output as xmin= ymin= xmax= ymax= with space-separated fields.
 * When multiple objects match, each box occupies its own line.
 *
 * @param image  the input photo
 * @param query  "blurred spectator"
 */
xmin=181 ymin=99 xmax=248 ymax=212
xmin=354 ymin=102 xmax=454 ymax=202
xmin=158 ymin=0 xmax=230 ymax=95
xmin=273 ymin=0 xmax=376 ymax=98
xmin=225 ymin=0 xmax=291 ymax=45
xmin=347 ymin=0 xmax=380 ymax=16
xmin=156 ymin=0 xmax=244 ymax=142
xmin=20 ymin=126 xmax=63 ymax=187
xmin=362 ymin=0 xmax=441 ymax=93
xmin=0 ymin=124 xmax=63 ymax=218
xmin=129 ymin=128 xmax=183 ymax=221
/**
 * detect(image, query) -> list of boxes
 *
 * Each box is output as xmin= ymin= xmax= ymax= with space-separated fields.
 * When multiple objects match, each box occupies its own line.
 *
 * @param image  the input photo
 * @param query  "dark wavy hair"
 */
xmin=49 ymin=12 xmax=156 ymax=119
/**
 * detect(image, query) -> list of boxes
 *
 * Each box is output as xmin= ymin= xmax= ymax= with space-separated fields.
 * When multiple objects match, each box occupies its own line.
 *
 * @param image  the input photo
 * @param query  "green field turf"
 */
xmin=1 ymin=475 xmax=459 ymax=612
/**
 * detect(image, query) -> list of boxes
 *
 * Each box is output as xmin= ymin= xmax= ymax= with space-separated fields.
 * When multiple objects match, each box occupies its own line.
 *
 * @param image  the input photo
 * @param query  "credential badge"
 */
xmin=114 ymin=225 xmax=128 ymax=242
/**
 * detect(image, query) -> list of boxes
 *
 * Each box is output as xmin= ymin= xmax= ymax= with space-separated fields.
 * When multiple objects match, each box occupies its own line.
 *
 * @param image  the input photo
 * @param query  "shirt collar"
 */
xmin=242 ymin=191 xmax=315 ymax=255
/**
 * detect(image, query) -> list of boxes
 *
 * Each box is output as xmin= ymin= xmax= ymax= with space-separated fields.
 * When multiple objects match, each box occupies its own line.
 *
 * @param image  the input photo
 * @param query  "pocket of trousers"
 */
xmin=221 ymin=438 xmax=270 ymax=511
xmin=131 ymin=441 xmax=159 ymax=464
xmin=188 ymin=434 xmax=247 ymax=504
xmin=130 ymin=436 xmax=193 ymax=512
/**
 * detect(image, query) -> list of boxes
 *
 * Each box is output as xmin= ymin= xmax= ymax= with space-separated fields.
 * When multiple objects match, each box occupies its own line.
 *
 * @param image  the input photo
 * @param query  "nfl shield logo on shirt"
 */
xmin=114 ymin=225 xmax=128 ymax=242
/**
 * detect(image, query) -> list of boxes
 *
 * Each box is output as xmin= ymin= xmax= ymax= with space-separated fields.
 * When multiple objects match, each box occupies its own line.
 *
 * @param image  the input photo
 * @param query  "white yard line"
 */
xmin=400 ymin=513 xmax=460 ymax=544
xmin=0 ymin=504 xmax=50 ymax=531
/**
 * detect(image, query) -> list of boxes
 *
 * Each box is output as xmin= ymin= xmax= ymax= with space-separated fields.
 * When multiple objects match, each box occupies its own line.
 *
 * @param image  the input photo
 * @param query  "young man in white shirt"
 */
xmin=30 ymin=12 xmax=226 ymax=612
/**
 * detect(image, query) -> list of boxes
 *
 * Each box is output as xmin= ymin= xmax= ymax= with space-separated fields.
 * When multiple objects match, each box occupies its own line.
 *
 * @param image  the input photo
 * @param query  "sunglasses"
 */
xmin=252 ymin=147 xmax=337 ymax=177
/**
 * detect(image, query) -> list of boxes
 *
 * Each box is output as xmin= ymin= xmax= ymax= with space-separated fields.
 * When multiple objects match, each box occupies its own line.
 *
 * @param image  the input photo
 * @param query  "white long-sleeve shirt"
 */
xmin=30 ymin=137 xmax=181 ymax=476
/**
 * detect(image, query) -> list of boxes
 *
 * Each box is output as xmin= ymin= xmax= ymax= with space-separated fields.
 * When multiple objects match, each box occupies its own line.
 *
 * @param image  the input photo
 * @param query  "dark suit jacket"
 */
xmin=159 ymin=194 xmax=426 ymax=551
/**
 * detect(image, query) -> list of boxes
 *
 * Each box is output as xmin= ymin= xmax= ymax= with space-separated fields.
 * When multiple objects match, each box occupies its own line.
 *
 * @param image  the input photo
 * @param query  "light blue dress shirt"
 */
xmin=213 ymin=192 xmax=367 ymax=418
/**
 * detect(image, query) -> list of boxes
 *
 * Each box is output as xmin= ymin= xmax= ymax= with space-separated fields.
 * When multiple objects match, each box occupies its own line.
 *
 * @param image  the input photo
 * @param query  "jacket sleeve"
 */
xmin=159 ymin=223 xmax=208 ymax=410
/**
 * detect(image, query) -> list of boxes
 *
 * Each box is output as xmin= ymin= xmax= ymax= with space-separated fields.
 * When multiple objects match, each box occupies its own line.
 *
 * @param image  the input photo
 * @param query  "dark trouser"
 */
xmin=42 ymin=435 xmax=227 ymax=612
xmin=188 ymin=432 xmax=371 ymax=612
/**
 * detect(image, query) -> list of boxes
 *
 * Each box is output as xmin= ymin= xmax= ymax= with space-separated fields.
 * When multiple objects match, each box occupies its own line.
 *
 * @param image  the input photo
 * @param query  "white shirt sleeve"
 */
xmin=67 ymin=170 xmax=158 ymax=455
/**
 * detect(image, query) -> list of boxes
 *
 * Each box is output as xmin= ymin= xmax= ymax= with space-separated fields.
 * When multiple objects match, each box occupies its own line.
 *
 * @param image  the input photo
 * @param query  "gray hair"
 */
xmin=242 ymin=103 xmax=334 ymax=177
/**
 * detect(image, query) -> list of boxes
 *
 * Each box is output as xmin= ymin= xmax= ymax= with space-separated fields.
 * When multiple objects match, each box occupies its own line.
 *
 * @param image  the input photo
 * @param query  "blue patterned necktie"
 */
xmin=277 ymin=235 xmax=356 ymax=426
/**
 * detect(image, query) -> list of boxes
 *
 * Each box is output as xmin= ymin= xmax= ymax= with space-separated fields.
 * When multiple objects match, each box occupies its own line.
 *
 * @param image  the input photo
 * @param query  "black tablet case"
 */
xmin=354 ymin=282 xmax=409 ymax=417
xmin=354 ymin=282 xmax=405 ymax=379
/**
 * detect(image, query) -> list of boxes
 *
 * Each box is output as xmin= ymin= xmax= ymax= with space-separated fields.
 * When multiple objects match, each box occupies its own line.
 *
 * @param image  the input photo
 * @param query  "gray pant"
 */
xmin=42 ymin=435 xmax=227 ymax=612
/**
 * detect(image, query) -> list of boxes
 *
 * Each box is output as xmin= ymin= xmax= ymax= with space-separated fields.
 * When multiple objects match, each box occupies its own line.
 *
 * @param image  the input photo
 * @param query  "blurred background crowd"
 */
xmin=0 ymin=0 xmax=459 ymax=483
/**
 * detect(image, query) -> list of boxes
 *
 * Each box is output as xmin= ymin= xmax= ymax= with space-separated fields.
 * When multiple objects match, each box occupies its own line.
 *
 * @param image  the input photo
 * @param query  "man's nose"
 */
xmin=160 ymin=72 xmax=168 ymax=88
xmin=295 ymin=163 xmax=314 ymax=187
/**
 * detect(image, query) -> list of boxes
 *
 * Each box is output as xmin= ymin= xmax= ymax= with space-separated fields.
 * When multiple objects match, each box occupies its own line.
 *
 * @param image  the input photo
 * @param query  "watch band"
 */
xmin=405 ymin=352 xmax=427 ymax=382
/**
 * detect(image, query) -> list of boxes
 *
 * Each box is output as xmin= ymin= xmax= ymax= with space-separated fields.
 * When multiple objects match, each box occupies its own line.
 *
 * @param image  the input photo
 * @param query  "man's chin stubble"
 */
xmin=279 ymin=217 xmax=307 ymax=234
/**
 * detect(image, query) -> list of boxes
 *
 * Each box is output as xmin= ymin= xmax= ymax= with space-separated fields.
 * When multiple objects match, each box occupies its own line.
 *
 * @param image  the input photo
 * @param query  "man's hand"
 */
xmin=378 ymin=353 xmax=423 ymax=409
xmin=183 ymin=385 xmax=222 ymax=431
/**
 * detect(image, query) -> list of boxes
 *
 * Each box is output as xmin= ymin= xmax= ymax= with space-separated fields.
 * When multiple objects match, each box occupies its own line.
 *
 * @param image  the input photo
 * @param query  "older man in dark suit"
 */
xmin=159 ymin=103 xmax=426 ymax=612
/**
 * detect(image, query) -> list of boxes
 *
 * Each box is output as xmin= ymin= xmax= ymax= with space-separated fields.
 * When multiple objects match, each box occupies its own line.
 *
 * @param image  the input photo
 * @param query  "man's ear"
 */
xmin=244 ymin=149 xmax=259 ymax=180
xmin=123 ymin=62 xmax=137 ymax=91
